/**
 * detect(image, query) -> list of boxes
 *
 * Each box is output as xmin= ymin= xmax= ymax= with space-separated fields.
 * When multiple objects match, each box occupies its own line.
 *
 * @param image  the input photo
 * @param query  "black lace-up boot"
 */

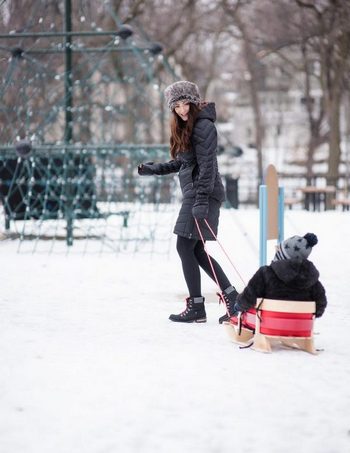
xmin=218 ymin=285 xmax=238 ymax=324
xmin=169 ymin=296 xmax=206 ymax=323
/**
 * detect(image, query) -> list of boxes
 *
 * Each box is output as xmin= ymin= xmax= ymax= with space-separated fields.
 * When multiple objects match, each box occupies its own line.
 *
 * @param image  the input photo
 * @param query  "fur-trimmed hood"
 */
xmin=197 ymin=102 xmax=216 ymax=123
xmin=270 ymin=258 xmax=320 ymax=288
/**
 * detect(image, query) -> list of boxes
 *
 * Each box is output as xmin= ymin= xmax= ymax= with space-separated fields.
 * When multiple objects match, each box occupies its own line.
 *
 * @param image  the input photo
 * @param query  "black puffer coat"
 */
xmin=236 ymin=258 xmax=327 ymax=317
xmin=148 ymin=103 xmax=225 ymax=240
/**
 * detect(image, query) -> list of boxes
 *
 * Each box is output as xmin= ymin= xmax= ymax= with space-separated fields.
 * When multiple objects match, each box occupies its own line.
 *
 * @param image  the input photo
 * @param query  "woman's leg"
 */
xmin=176 ymin=235 xmax=202 ymax=297
xmin=194 ymin=240 xmax=238 ymax=322
xmin=194 ymin=240 xmax=231 ymax=291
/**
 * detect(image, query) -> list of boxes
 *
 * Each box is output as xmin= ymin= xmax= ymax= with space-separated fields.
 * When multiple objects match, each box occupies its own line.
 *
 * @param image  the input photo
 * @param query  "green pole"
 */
xmin=64 ymin=0 xmax=74 ymax=245
xmin=64 ymin=0 xmax=73 ymax=143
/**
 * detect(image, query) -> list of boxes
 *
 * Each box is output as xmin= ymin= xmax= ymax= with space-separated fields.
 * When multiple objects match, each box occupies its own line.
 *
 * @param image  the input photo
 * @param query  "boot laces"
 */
xmin=217 ymin=292 xmax=230 ymax=310
xmin=180 ymin=298 xmax=193 ymax=317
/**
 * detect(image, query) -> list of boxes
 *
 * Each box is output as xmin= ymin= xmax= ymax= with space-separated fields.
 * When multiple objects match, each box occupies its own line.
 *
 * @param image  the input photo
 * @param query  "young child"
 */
xmin=233 ymin=233 xmax=327 ymax=318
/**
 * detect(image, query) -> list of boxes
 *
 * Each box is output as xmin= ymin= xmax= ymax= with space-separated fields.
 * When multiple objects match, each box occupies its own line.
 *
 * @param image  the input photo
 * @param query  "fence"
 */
xmin=0 ymin=145 xmax=179 ymax=252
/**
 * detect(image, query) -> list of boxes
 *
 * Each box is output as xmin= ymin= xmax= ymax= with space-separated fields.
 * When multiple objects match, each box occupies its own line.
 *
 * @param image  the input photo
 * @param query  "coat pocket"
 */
xmin=178 ymin=165 xmax=196 ymax=195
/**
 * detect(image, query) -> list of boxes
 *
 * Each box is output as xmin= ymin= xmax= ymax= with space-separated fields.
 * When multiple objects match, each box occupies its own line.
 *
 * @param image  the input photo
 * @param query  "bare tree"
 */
xmin=221 ymin=0 xmax=265 ymax=186
xmin=235 ymin=0 xmax=350 ymax=189
xmin=255 ymin=0 xmax=350 ymax=186
xmin=295 ymin=0 xmax=350 ymax=186
xmin=252 ymin=1 xmax=329 ymax=184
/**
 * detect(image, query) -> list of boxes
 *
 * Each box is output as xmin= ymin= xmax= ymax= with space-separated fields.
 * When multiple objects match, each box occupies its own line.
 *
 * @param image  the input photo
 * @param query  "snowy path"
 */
xmin=1 ymin=209 xmax=350 ymax=453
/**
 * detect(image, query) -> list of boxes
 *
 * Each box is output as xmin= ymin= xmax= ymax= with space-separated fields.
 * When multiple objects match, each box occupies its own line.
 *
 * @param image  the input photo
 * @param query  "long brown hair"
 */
xmin=169 ymin=103 xmax=202 ymax=159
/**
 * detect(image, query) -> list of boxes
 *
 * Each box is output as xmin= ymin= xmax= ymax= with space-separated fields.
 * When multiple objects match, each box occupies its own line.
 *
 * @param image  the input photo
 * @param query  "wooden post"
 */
xmin=259 ymin=165 xmax=284 ymax=266
xmin=266 ymin=165 xmax=278 ymax=240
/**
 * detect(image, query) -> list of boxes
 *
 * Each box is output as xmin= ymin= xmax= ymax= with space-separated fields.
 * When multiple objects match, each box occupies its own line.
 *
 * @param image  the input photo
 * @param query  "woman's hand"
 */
xmin=138 ymin=162 xmax=155 ymax=176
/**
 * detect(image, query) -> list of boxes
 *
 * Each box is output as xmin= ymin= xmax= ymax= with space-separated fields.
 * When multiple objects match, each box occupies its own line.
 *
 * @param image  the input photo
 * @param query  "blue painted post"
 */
xmin=260 ymin=182 xmax=285 ymax=267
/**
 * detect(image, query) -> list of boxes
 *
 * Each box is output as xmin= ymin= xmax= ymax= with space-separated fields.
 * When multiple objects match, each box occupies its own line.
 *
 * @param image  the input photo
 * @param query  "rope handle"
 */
xmin=195 ymin=218 xmax=238 ymax=319
xmin=194 ymin=218 xmax=246 ymax=318
xmin=194 ymin=218 xmax=222 ymax=293
xmin=204 ymin=219 xmax=246 ymax=287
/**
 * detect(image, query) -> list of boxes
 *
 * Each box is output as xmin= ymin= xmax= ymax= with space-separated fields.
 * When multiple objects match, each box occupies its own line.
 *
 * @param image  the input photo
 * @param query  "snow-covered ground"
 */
xmin=1 ymin=208 xmax=350 ymax=453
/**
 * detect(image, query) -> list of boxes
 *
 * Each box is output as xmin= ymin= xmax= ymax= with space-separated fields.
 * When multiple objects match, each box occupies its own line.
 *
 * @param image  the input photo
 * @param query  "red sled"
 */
xmin=224 ymin=298 xmax=318 ymax=354
xmin=224 ymin=308 xmax=256 ymax=345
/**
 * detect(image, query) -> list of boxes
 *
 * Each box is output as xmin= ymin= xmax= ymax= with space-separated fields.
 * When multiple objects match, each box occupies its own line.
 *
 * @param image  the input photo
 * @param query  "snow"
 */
xmin=1 ymin=208 xmax=350 ymax=453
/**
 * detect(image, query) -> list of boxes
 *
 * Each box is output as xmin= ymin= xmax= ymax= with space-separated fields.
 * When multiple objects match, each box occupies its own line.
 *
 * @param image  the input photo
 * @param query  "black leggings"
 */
xmin=176 ymin=235 xmax=231 ymax=298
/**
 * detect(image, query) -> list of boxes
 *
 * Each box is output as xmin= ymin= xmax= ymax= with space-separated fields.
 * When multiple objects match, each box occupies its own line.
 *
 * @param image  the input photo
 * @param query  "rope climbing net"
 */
xmin=0 ymin=145 xmax=179 ymax=254
xmin=0 ymin=0 xmax=179 ymax=254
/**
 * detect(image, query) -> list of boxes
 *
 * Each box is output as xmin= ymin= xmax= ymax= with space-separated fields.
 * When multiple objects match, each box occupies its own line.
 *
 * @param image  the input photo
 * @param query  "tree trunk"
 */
xmin=237 ymin=15 xmax=264 ymax=192
xmin=305 ymin=139 xmax=315 ymax=185
xmin=327 ymin=96 xmax=341 ymax=187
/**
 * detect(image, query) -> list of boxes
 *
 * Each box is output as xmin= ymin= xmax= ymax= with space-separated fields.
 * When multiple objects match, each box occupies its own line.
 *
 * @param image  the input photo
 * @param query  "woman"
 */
xmin=138 ymin=80 xmax=237 ymax=323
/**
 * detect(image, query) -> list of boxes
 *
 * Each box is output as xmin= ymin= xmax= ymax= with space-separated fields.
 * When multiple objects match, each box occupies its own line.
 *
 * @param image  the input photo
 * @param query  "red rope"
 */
xmin=194 ymin=219 xmax=222 ymax=293
xmin=204 ymin=219 xmax=246 ymax=286
xmin=195 ymin=219 xmax=233 ymax=317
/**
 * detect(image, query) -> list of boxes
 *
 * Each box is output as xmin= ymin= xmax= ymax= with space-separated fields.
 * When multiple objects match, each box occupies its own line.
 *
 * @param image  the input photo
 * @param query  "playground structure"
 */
xmin=0 ymin=0 xmax=178 ymax=250
xmin=259 ymin=164 xmax=284 ymax=266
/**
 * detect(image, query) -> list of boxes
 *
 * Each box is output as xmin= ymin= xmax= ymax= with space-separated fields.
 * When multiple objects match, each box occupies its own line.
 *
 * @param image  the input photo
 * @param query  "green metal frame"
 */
xmin=0 ymin=0 xmax=177 ymax=247
xmin=0 ymin=145 xmax=171 ymax=245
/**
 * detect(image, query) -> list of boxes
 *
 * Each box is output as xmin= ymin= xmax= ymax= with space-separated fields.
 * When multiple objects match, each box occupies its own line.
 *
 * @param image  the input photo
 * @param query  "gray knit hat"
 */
xmin=274 ymin=233 xmax=318 ymax=262
xmin=164 ymin=81 xmax=201 ymax=111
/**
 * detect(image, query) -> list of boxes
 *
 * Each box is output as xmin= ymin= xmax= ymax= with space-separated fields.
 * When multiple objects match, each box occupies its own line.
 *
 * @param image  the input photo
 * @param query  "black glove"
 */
xmin=192 ymin=194 xmax=209 ymax=220
xmin=138 ymin=162 xmax=155 ymax=176
xmin=233 ymin=302 xmax=241 ymax=315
